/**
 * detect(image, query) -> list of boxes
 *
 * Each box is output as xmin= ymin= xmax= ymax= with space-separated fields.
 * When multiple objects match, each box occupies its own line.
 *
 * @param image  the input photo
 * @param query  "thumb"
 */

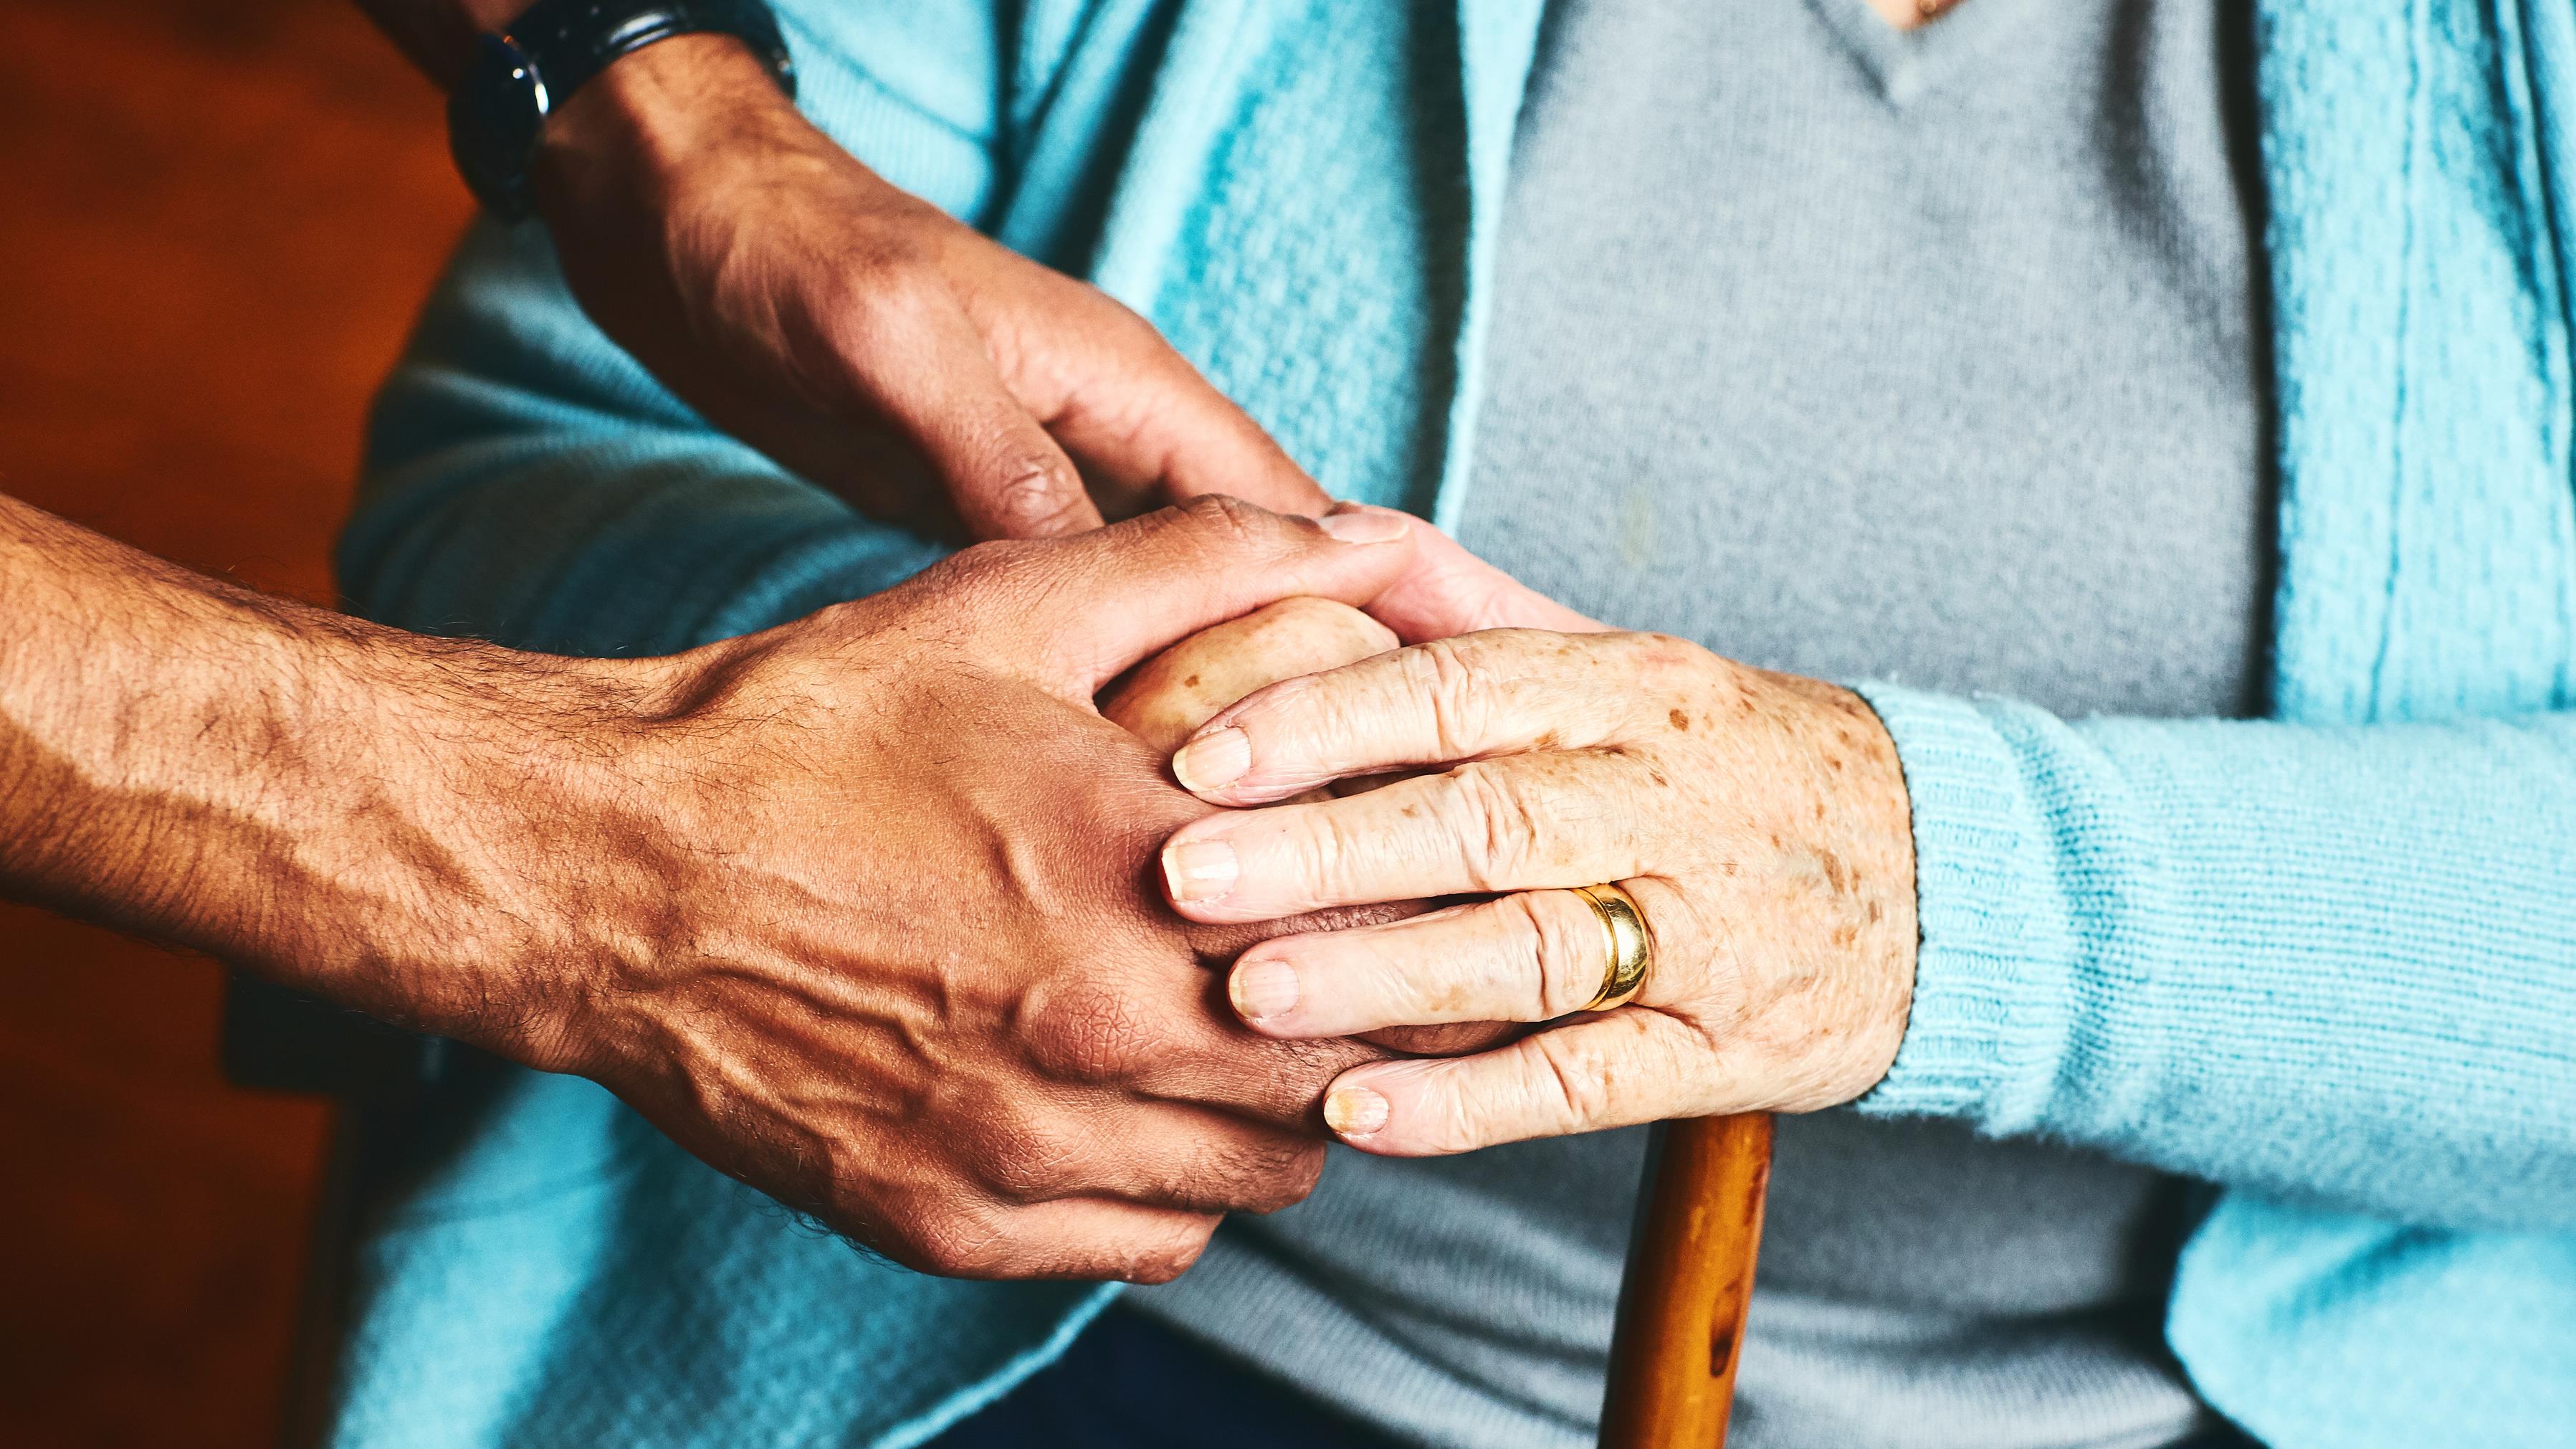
xmin=993 ymin=498 xmax=1418 ymax=695
xmin=966 ymin=261 xmax=1339 ymax=522
xmin=1365 ymin=519 xmax=1605 ymax=642
xmin=1049 ymin=350 xmax=1339 ymax=521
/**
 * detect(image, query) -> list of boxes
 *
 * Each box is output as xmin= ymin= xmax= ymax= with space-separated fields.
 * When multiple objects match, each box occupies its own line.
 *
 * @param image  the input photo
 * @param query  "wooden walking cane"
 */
xmin=1597 ymin=1111 xmax=1776 ymax=1449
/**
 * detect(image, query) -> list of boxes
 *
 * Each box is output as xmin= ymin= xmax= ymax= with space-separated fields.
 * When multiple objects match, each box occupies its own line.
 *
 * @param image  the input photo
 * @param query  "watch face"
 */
xmin=451 ymin=33 xmax=548 ymax=216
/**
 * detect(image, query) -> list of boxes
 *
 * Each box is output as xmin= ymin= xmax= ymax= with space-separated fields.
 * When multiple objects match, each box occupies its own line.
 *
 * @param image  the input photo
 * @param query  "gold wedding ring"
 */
xmin=1573 ymin=883 xmax=1652 ymax=1011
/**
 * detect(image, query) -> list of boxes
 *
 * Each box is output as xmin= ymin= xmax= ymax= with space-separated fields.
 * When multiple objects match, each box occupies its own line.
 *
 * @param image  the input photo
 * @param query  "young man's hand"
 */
xmin=0 ymin=494 xmax=1419 ymax=1281
xmin=499 ymin=500 xmax=1418 ymax=1278
xmin=528 ymin=38 xmax=1614 ymax=639
xmin=361 ymin=6 xmax=1601 ymax=640
xmin=526 ymin=34 xmax=1337 ymax=540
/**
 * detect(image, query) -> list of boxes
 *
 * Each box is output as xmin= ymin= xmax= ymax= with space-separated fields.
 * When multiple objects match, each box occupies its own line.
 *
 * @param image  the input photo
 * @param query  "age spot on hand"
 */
xmin=1817 ymin=850 xmax=1851 ymax=893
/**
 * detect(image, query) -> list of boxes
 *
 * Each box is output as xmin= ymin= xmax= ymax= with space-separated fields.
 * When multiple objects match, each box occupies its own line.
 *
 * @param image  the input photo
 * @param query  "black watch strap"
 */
xmin=449 ymin=0 xmax=795 ymax=221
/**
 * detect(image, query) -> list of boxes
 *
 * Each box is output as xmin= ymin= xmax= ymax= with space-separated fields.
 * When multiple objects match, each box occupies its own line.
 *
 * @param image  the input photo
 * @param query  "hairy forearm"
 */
xmin=0 ymin=494 xmax=656 ymax=1058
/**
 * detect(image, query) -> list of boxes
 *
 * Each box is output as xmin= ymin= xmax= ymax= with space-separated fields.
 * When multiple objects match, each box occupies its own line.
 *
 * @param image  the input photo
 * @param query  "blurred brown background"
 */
xmin=0 ymin=1 xmax=469 ymax=1443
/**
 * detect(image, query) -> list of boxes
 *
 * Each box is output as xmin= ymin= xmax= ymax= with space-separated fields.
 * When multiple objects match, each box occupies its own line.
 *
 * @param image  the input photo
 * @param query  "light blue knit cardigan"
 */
xmin=328 ymin=3 xmax=2576 ymax=1446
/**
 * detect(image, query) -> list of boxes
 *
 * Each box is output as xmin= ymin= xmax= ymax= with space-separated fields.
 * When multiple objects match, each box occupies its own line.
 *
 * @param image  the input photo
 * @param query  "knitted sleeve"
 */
xmin=1852 ymin=683 xmax=2576 ymax=1231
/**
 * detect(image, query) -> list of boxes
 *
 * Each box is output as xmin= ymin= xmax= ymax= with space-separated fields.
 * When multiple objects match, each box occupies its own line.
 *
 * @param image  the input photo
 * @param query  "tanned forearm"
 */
xmin=0 ymin=494 xmax=661 ymax=1060
xmin=1 ymin=472 xmax=1461 ymax=1278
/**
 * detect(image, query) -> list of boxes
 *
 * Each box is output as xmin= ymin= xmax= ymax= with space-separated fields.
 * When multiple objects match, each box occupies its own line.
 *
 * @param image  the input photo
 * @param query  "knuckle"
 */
xmin=892 ymin=1203 xmax=1017 ymax=1279
xmin=1417 ymin=1078 xmax=1491 ymax=1156
xmin=1532 ymin=1030 xmax=1617 ymax=1131
xmin=1026 ymin=983 xmax=1159 ymax=1083
xmin=1297 ymin=806 xmax=1376 ymax=905
xmin=968 ymin=1105 xmax=1083 ymax=1202
xmin=981 ymin=456 xmax=1087 ymax=536
xmin=1404 ymin=640 xmax=1490 ymax=756
xmin=1117 ymin=1218 xmax=1220 ymax=1285
xmin=1171 ymin=490 xmax=1274 ymax=543
xmin=1520 ymin=893 xmax=1603 ymax=1017
xmin=1198 ymin=1135 xmax=1327 ymax=1215
xmin=1441 ymin=763 xmax=1547 ymax=889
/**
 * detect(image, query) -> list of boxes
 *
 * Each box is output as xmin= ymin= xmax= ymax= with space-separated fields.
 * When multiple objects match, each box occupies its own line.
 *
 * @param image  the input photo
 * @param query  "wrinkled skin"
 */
xmin=1156 ymin=627 xmax=1921 ymax=1157
xmin=1102 ymin=597 xmax=1521 ymax=1058
xmin=1104 ymin=597 xmax=1399 ymax=761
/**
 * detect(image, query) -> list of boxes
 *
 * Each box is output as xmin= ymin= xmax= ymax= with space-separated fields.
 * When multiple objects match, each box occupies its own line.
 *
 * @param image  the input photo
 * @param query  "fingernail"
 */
xmin=1173 ymin=727 xmax=1252 ymax=793
xmin=1230 ymin=959 xmax=1300 ymax=1022
xmin=1160 ymin=837 xmax=1239 ymax=903
xmin=1323 ymin=1085 xmax=1390 ymax=1136
xmin=1317 ymin=508 xmax=1410 ymax=544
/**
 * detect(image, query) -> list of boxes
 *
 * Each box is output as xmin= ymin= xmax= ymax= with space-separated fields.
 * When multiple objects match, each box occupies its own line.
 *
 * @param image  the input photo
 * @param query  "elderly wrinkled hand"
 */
xmin=1150 ymin=627 xmax=1920 ymax=1156
xmin=1104 ymin=595 xmax=1526 ymax=1060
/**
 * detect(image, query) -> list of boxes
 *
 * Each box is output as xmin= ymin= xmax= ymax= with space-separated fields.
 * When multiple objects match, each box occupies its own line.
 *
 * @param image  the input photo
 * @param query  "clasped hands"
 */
xmin=500 ymin=500 xmax=1916 ymax=1286
xmin=1156 ymin=599 xmax=1919 ymax=1160
xmin=499 ymin=42 xmax=1919 ymax=1285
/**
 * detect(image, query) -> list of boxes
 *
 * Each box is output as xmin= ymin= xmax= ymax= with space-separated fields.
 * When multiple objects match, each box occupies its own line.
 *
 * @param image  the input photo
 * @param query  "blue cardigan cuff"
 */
xmin=1844 ymin=682 xmax=2070 ymax=1127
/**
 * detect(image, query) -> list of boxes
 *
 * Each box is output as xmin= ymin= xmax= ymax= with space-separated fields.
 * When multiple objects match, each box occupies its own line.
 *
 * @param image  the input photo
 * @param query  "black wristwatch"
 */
xmin=448 ymin=0 xmax=795 ymax=221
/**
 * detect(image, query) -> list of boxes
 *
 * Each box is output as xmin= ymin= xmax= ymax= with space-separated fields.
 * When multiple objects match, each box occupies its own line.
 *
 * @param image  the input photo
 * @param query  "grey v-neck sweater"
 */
xmin=1132 ymin=3 xmax=2268 ymax=1445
